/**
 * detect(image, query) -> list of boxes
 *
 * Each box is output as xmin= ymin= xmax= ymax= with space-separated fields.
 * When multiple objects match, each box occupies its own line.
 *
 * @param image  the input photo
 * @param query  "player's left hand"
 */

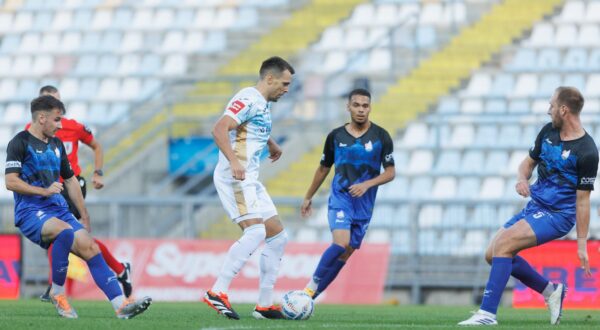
xmin=268 ymin=141 xmax=282 ymax=162
xmin=348 ymin=182 xmax=370 ymax=197
xmin=577 ymin=238 xmax=592 ymax=276
xmin=92 ymin=174 xmax=104 ymax=189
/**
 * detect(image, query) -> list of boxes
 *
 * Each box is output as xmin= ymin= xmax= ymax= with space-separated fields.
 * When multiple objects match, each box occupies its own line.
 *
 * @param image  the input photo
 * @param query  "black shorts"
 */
xmin=60 ymin=176 xmax=86 ymax=220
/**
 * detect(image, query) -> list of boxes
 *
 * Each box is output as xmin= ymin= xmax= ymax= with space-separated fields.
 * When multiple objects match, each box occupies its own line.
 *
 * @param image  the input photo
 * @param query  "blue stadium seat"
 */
xmin=507 ymin=49 xmax=536 ymax=72
xmin=562 ymin=48 xmax=587 ymax=72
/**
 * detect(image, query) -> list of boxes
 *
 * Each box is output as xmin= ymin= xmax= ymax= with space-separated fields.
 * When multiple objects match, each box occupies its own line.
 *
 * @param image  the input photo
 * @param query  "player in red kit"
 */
xmin=27 ymin=86 xmax=133 ymax=301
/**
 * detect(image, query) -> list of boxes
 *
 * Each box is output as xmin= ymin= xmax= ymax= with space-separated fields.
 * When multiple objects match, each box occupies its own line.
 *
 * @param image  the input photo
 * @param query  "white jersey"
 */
xmin=215 ymin=87 xmax=272 ymax=180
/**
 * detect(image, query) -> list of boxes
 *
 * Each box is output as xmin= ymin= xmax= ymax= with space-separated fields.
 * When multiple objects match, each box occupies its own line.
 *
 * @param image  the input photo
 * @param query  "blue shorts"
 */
xmin=16 ymin=205 xmax=84 ymax=249
xmin=503 ymin=200 xmax=574 ymax=245
xmin=328 ymin=208 xmax=370 ymax=249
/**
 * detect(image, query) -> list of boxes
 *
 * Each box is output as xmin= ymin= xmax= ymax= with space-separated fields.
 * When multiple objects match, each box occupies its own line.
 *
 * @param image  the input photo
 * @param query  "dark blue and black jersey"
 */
xmin=5 ymin=131 xmax=74 ymax=220
xmin=529 ymin=123 xmax=598 ymax=217
xmin=321 ymin=123 xmax=394 ymax=219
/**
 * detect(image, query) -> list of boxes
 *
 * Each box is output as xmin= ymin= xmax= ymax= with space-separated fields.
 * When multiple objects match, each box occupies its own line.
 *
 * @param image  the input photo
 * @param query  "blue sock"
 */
xmin=51 ymin=229 xmax=74 ymax=286
xmin=312 ymin=244 xmax=346 ymax=285
xmin=511 ymin=255 xmax=549 ymax=294
xmin=87 ymin=254 xmax=122 ymax=300
xmin=314 ymin=259 xmax=346 ymax=298
xmin=480 ymin=257 xmax=513 ymax=315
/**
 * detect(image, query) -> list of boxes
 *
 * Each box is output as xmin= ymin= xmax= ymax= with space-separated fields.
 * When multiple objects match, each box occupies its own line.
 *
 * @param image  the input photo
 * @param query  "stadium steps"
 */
xmin=264 ymin=0 xmax=565 ymax=201
xmin=371 ymin=0 xmax=565 ymax=134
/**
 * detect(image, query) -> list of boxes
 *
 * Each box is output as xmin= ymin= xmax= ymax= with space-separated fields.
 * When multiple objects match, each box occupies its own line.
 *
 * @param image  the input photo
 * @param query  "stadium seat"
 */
xmin=562 ymin=48 xmax=587 ymax=72
xmin=474 ymin=125 xmax=498 ymax=147
xmin=442 ymin=205 xmax=467 ymax=227
xmin=461 ymin=99 xmax=483 ymax=114
xmin=555 ymin=24 xmax=578 ymax=47
xmin=527 ymin=23 xmax=554 ymax=47
xmin=512 ymin=74 xmax=538 ymax=97
xmin=402 ymin=123 xmax=429 ymax=146
xmin=563 ymin=74 xmax=585 ymax=92
xmin=537 ymin=73 xmax=561 ymax=97
xmin=585 ymin=74 xmax=600 ymax=97
xmin=585 ymin=2 xmax=600 ymax=23
xmin=418 ymin=205 xmax=444 ymax=228
xmin=484 ymin=99 xmax=506 ymax=113
xmin=462 ymin=73 xmax=491 ymax=97
xmin=555 ymin=1 xmax=584 ymax=23
xmin=456 ymin=177 xmax=480 ymax=199
xmin=537 ymin=49 xmax=560 ymax=71
xmin=461 ymin=150 xmax=484 ymax=175
xmin=437 ymin=97 xmax=460 ymax=113
xmin=578 ymin=24 xmax=599 ymax=47
xmin=406 ymin=150 xmax=433 ymax=174
xmin=449 ymin=124 xmax=474 ymax=147
xmin=507 ymin=48 xmax=536 ymax=72
xmin=408 ymin=176 xmax=433 ymax=198
xmin=432 ymin=177 xmax=457 ymax=198
xmin=485 ymin=150 xmax=508 ymax=173
xmin=434 ymin=150 xmax=461 ymax=174
xmin=480 ymin=177 xmax=505 ymax=199
xmin=489 ymin=73 xmax=514 ymax=97
xmin=498 ymin=125 xmax=522 ymax=147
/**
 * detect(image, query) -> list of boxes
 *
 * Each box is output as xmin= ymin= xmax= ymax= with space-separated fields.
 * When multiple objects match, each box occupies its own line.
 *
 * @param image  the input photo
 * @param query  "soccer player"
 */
xmin=5 ymin=95 xmax=151 ymax=319
xmin=28 ymin=86 xmax=133 ymax=301
xmin=459 ymin=87 xmax=598 ymax=326
xmin=203 ymin=56 xmax=294 ymax=320
xmin=301 ymin=88 xmax=395 ymax=299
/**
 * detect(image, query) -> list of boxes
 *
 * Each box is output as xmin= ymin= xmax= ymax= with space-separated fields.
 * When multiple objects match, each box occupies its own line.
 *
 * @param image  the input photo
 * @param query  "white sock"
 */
xmin=51 ymin=283 xmax=65 ymax=295
xmin=212 ymin=224 xmax=266 ymax=293
xmin=111 ymin=295 xmax=125 ymax=310
xmin=542 ymin=282 xmax=555 ymax=299
xmin=305 ymin=279 xmax=318 ymax=291
xmin=258 ymin=230 xmax=288 ymax=307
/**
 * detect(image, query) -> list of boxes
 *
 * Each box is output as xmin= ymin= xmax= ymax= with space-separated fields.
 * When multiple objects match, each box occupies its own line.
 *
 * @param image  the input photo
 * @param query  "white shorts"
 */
xmin=213 ymin=174 xmax=278 ymax=223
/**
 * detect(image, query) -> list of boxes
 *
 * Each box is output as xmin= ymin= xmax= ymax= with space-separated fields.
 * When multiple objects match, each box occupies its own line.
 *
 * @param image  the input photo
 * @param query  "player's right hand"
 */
xmin=44 ymin=182 xmax=63 ymax=196
xmin=300 ymin=199 xmax=312 ymax=218
xmin=515 ymin=179 xmax=530 ymax=197
xmin=230 ymin=160 xmax=245 ymax=181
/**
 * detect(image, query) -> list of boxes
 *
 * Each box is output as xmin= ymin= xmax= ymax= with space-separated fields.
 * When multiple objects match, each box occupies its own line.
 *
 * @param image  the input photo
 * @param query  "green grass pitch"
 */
xmin=0 ymin=300 xmax=597 ymax=329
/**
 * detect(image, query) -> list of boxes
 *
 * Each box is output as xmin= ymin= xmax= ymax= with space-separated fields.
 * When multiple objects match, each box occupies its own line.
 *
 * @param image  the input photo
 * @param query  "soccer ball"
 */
xmin=281 ymin=290 xmax=314 ymax=320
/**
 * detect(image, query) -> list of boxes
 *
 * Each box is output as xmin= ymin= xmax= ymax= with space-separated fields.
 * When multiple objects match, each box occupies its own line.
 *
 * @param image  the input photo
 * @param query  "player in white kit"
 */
xmin=203 ymin=56 xmax=294 ymax=320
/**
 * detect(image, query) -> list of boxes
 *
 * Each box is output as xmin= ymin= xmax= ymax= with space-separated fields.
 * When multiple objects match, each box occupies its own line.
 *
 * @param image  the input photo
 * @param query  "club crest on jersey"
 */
xmin=561 ymin=149 xmax=571 ymax=160
xmin=365 ymin=141 xmax=373 ymax=152
xmin=227 ymin=100 xmax=246 ymax=114
xmin=54 ymin=147 xmax=60 ymax=158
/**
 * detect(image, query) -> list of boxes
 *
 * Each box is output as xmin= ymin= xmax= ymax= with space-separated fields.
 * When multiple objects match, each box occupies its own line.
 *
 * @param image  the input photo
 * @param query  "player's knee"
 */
xmin=267 ymin=229 xmax=288 ymax=249
xmin=54 ymin=228 xmax=74 ymax=244
xmin=244 ymin=223 xmax=267 ymax=242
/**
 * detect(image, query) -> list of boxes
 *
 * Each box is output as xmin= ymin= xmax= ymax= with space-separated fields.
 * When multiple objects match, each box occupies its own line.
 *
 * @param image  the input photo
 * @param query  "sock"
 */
xmin=47 ymin=244 xmax=53 ymax=285
xmin=212 ymin=224 xmax=266 ymax=293
xmin=542 ymin=282 xmax=556 ymax=299
xmin=511 ymin=255 xmax=549 ymax=294
xmin=258 ymin=230 xmax=288 ymax=307
xmin=480 ymin=257 xmax=513 ymax=315
xmin=95 ymin=239 xmax=125 ymax=275
xmin=87 ymin=253 xmax=122 ymax=301
xmin=307 ymin=244 xmax=345 ymax=289
xmin=51 ymin=229 xmax=74 ymax=289
xmin=111 ymin=295 xmax=126 ymax=310
xmin=51 ymin=283 xmax=65 ymax=295
xmin=314 ymin=259 xmax=346 ymax=299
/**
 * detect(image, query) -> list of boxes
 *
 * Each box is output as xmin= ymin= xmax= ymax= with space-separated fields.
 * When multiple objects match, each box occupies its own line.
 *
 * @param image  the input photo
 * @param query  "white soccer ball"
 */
xmin=281 ymin=290 xmax=314 ymax=320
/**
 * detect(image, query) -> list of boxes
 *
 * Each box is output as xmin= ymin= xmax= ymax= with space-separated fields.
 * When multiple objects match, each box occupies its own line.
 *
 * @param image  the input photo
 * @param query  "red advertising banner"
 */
xmin=513 ymin=240 xmax=600 ymax=309
xmin=0 ymin=234 xmax=21 ymax=300
xmin=70 ymin=239 xmax=390 ymax=304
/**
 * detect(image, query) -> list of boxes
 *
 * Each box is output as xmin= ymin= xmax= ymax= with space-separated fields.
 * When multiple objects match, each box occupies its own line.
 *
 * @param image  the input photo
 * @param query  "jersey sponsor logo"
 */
xmin=561 ymin=149 xmax=571 ymax=160
xmin=36 ymin=210 xmax=45 ymax=219
xmin=227 ymin=100 xmax=246 ymax=115
xmin=63 ymin=141 xmax=73 ymax=155
xmin=384 ymin=153 xmax=394 ymax=162
xmin=545 ymin=138 xmax=552 ymax=145
xmin=365 ymin=141 xmax=373 ymax=152
xmin=581 ymin=177 xmax=596 ymax=185
xmin=5 ymin=161 xmax=21 ymax=168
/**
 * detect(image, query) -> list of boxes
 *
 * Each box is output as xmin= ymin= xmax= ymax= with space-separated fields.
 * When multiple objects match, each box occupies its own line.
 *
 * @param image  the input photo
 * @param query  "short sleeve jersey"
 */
xmin=215 ymin=87 xmax=272 ymax=180
xmin=25 ymin=118 xmax=93 ymax=177
xmin=321 ymin=123 xmax=395 ymax=219
xmin=5 ymin=131 xmax=74 ymax=217
xmin=529 ymin=122 xmax=599 ymax=216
